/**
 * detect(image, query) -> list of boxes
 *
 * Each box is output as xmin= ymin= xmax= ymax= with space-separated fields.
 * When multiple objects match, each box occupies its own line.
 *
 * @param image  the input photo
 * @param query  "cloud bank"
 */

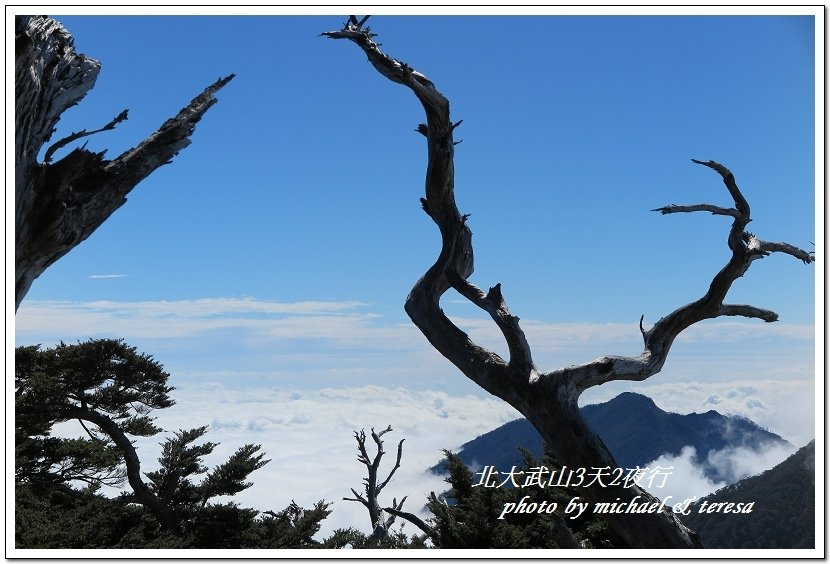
xmin=640 ymin=441 xmax=796 ymax=507
xmin=15 ymin=297 xmax=814 ymax=388
xmin=17 ymin=296 xmax=815 ymax=536
xmin=52 ymin=384 xmax=522 ymax=538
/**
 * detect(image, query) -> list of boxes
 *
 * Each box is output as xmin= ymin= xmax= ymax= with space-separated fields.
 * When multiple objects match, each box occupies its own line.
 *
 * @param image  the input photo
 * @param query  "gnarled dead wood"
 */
xmin=325 ymin=17 xmax=813 ymax=549
xmin=15 ymin=15 xmax=233 ymax=310
xmin=343 ymin=425 xmax=408 ymax=542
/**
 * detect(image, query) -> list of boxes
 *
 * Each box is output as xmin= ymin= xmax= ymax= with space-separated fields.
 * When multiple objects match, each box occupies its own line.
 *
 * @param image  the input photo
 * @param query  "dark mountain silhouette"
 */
xmin=680 ymin=440 xmax=815 ymax=549
xmin=434 ymin=392 xmax=790 ymax=483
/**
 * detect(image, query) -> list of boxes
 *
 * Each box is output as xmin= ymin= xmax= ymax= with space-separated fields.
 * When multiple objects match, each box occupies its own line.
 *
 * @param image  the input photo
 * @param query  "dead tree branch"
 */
xmin=383 ymin=504 xmax=436 ymax=543
xmin=343 ymin=425 xmax=408 ymax=542
xmin=565 ymin=158 xmax=814 ymax=392
xmin=325 ymin=18 xmax=813 ymax=549
xmin=15 ymin=16 xmax=233 ymax=310
xmin=42 ymin=109 xmax=129 ymax=164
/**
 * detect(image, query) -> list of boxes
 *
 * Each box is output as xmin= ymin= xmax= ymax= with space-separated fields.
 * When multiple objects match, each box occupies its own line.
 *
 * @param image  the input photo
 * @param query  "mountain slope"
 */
xmin=435 ymin=392 xmax=790 ymax=481
xmin=679 ymin=441 xmax=815 ymax=549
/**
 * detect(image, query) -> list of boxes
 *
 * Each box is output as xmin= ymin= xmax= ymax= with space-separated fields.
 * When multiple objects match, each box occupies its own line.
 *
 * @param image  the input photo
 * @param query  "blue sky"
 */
xmin=11 ymin=9 xmax=821 ymax=538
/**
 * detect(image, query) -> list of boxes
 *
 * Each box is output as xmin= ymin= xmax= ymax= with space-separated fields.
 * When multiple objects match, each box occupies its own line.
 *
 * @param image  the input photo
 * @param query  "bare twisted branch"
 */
xmin=323 ymin=18 xmax=537 ymax=411
xmin=343 ymin=424 xmax=408 ymax=542
xmin=565 ymin=159 xmax=813 ymax=392
xmin=15 ymin=16 xmax=234 ymax=310
xmin=383 ymin=504 xmax=436 ymax=541
xmin=326 ymin=19 xmax=811 ymax=549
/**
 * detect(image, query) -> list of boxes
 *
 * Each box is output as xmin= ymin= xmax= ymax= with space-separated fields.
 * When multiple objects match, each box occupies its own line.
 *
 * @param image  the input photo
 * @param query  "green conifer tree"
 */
xmin=15 ymin=339 xmax=331 ymax=549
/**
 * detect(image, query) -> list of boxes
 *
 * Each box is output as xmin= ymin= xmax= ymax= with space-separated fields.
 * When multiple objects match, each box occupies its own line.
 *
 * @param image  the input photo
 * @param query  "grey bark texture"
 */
xmin=324 ymin=18 xmax=813 ymax=549
xmin=343 ymin=426 xmax=410 ymax=542
xmin=15 ymin=15 xmax=233 ymax=310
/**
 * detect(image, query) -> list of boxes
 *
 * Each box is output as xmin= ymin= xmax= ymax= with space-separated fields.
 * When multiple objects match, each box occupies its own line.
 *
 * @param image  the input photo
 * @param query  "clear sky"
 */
xmin=11 ymin=8 xmax=820 ymax=537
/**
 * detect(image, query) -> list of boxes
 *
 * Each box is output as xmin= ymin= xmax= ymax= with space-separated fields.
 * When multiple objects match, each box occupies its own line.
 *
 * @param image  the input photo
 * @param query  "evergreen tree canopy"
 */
xmin=426 ymin=449 xmax=627 ymax=549
xmin=16 ymin=339 xmax=173 ymax=489
xmin=15 ymin=339 xmax=331 ymax=549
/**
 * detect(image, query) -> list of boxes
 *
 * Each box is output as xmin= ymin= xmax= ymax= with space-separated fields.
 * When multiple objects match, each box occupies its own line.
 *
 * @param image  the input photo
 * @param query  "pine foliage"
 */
xmin=14 ymin=339 xmax=330 ymax=549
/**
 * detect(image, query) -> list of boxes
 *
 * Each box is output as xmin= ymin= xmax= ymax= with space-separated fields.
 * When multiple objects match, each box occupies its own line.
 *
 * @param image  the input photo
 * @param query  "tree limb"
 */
xmin=343 ymin=487 xmax=370 ymax=510
xmin=383 ymin=505 xmax=436 ymax=541
xmin=344 ymin=425 xmax=412 ymax=542
xmin=753 ymin=237 xmax=814 ymax=264
xmin=65 ymin=405 xmax=177 ymax=531
xmin=323 ymin=19 xmax=536 ymax=413
xmin=376 ymin=438 xmax=404 ymax=493
xmin=327 ymin=19 xmax=812 ymax=549
xmin=566 ymin=159 xmax=813 ymax=392
xmin=353 ymin=429 xmax=371 ymax=466
xmin=651 ymin=203 xmax=740 ymax=218
xmin=691 ymin=158 xmax=750 ymax=216
xmin=15 ymin=15 xmax=234 ymax=310
xmin=43 ymin=109 xmax=129 ymax=164
xmin=77 ymin=418 xmax=105 ymax=443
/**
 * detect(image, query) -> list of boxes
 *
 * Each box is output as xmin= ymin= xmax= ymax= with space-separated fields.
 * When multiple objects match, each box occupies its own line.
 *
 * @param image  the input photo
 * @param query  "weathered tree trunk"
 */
xmin=343 ymin=426 xmax=410 ymax=542
xmin=15 ymin=15 xmax=233 ymax=310
xmin=324 ymin=18 xmax=813 ymax=549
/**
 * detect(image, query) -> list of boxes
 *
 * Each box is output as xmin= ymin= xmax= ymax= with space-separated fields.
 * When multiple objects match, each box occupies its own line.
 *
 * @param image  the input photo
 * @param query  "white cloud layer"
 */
xmin=16 ymin=297 xmax=813 ymax=349
xmin=47 ymin=381 xmax=804 ymax=540
xmin=16 ymin=296 xmax=816 ymax=537
xmin=53 ymin=384 xmax=522 ymax=538
xmin=640 ymin=441 xmax=796 ymax=507
xmin=15 ymin=298 xmax=374 ymax=341
xmin=15 ymin=297 xmax=814 ymax=386
xmin=16 ymin=297 xmax=816 ymax=447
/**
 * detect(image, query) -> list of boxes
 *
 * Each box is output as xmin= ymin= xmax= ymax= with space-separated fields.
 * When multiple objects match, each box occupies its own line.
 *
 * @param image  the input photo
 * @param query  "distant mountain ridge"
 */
xmin=434 ymin=392 xmax=790 ymax=483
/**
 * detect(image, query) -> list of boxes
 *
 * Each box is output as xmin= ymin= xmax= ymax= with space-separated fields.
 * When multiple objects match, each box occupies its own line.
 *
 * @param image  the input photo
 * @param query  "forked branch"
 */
xmin=324 ymin=19 xmax=537 ymax=411
xmin=343 ymin=425 xmax=407 ymax=541
xmin=566 ymin=158 xmax=813 ymax=392
xmin=43 ymin=109 xmax=129 ymax=164
xmin=327 ymin=19 xmax=812 ymax=549
xmin=383 ymin=504 xmax=437 ymax=542
xmin=15 ymin=16 xmax=234 ymax=310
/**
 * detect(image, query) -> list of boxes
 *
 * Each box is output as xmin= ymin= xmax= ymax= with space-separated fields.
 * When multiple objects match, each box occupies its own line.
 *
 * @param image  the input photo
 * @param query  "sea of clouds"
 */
xmin=16 ymin=297 xmax=816 ymax=538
